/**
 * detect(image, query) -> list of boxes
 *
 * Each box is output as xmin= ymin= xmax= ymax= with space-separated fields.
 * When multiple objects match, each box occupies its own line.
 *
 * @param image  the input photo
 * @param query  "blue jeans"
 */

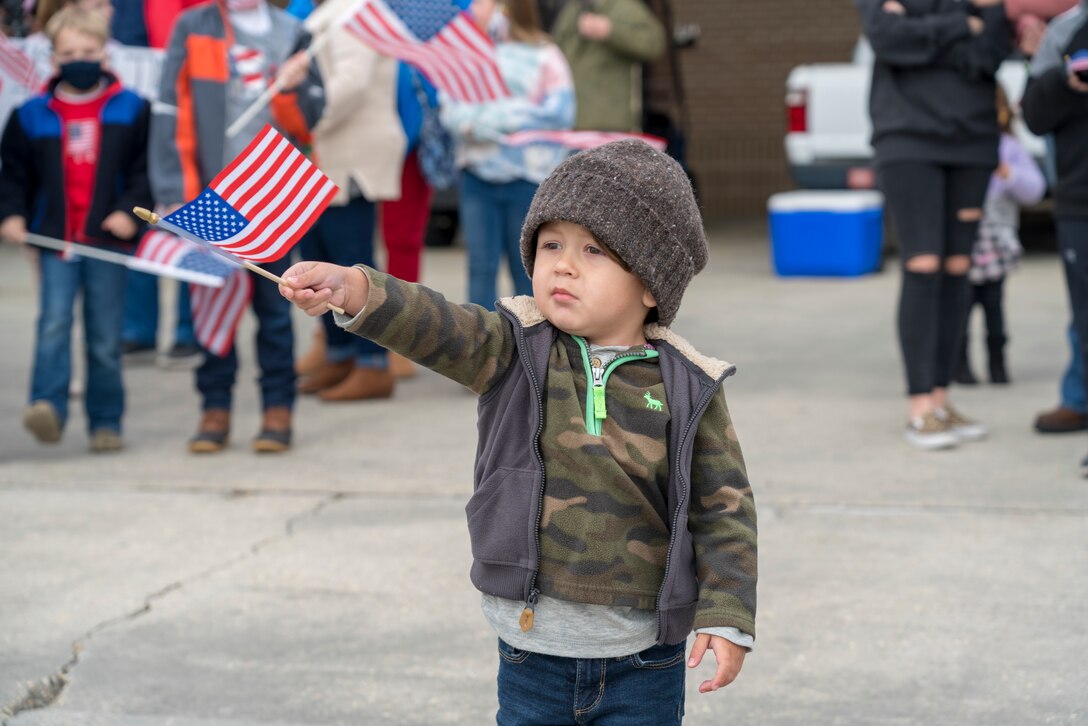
xmin=32 ymin=250 xmax=127 ymax=433
xmin=496 ymin=640 xmax=686 ymax=725
xmin=459 ymin=170 xmax=535 ymax=309
xmin=1058 ymin=217 xmax=1088 ymax=418
xmin=195 ymin=255 xmax=295 ymax=412
xmin=1060 ymin=323 xmax=1086 ymax=414
xmin=122 ymin=269 xmax=195 ymax=347
xmin=300 ymin=196 xmax=386 ymax=368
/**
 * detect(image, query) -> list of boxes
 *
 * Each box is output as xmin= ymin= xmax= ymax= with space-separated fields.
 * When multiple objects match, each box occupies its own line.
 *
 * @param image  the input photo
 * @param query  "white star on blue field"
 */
xmin=385 ymin=0 xmax=461 ymax=39
xmin=169 ymin=191 xmax=248 ymax=243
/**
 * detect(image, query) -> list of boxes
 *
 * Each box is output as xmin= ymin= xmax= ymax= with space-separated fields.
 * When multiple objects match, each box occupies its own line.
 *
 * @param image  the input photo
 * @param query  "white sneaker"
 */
xmin=905 ymin=411 xmax=959 ymax=450
xmin=936 ymin=405 xmax=987 ymax=442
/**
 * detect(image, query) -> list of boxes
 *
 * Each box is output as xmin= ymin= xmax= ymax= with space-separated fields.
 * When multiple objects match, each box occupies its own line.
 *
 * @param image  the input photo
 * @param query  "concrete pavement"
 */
xmin=1 ymin=225 xmax=1085 ymax=725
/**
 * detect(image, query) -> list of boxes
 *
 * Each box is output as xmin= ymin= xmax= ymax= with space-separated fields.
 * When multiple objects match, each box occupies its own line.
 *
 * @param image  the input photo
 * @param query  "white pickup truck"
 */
xmin=784 ymin=40 xmax=1045 ymax=189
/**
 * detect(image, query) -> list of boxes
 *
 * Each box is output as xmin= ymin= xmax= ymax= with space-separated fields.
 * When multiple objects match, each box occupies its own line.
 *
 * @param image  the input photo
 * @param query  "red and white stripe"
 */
xmin=190 ymin=269 xmax=253 ymax=357
xmin=137 ymin=229 xmax=189 ymax=266
xmin=0 ymin=35 xmax=42 ymax=91
xmin=504 ymin=130 xmax=668 ymax=152
xmin=202 ymin=125 xmax=338 ymax=264
xmin=231 ymin=46 xmax=267 ymax=93
xmin=342 ymin=1 xmax=509 ymax=104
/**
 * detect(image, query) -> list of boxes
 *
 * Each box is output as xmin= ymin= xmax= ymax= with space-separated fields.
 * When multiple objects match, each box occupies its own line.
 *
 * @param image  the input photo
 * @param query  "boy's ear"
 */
xmin=642 ymin=287 xmax=657 ymax=310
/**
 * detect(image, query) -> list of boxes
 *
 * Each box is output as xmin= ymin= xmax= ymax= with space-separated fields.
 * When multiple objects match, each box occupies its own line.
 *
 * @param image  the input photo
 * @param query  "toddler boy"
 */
xmin=280 ymin=140 xmax=757 ymax=723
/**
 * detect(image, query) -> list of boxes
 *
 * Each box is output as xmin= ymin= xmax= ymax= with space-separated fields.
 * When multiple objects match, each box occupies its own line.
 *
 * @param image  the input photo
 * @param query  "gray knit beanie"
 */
xmin=520 ymin=139 xmax=707 ymax=327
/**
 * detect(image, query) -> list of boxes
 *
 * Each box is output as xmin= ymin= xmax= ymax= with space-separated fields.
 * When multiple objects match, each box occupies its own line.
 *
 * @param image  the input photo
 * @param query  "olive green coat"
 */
xmin=553 ymin=0 xmax=666 ymax=132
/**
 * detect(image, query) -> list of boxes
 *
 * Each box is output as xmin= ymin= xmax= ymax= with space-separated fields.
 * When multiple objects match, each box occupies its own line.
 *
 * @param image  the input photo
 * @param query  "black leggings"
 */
xmin=879 ymin=162 xmax=993 ymax=396
xmin=969 ymin=279 xmax=1005 ymax=344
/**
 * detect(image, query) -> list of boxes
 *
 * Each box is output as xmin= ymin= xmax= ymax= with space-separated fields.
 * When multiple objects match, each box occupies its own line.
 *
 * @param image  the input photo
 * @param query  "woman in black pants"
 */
xmin=857 ymin=0 xmax=1012 ymax=450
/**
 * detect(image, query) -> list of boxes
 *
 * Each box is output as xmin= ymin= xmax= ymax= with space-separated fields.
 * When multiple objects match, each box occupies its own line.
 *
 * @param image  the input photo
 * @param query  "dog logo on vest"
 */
xmin=644 ymin=391 xmax=663 ymax=411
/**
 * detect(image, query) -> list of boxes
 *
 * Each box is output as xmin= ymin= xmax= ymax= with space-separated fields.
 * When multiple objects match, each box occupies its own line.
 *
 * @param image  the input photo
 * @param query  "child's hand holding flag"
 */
xmin=134 ymin=124 xmax=342 ymax=313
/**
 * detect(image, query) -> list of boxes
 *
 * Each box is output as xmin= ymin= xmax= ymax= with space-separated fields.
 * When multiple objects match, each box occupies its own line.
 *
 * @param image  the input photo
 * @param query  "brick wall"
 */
xmin=670 ymin=1 xmax=862 ymax=218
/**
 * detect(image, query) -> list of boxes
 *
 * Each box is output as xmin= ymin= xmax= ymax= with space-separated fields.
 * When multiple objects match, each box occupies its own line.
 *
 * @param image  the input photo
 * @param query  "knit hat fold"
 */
xmin=520 ymin=140 xmax=707 ymax=327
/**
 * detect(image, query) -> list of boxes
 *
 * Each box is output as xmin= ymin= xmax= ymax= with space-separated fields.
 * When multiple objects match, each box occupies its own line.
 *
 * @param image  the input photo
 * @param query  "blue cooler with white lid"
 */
xmin=768 ymin=190 xmax=884 ymax=277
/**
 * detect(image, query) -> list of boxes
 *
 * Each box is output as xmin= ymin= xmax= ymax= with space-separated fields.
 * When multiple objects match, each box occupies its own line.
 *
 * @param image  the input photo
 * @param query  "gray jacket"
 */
xmin=1031 ymin=0 xmax=1087 ymax=75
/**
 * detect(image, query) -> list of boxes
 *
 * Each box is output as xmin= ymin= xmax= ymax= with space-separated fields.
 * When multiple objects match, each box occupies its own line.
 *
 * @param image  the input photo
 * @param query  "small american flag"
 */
xmin=66 ymin=119 xmax=98 ymax=163
xmin=162 ymin=125 xmax=338 ymax=264
xmin=190 ymin=266 xmax=253 ymax=357
xmin=340 ymin=0 xmax=509 ymax=104
xmin=136 ymin=229 xmax=252 ymax=356
xmin=0 ymin=34 xmax=42 ymax=91
xmin=504 ymin=130 xmax=668 ymax=153
xmin=136 ymin=229 xmax=240 ymax=284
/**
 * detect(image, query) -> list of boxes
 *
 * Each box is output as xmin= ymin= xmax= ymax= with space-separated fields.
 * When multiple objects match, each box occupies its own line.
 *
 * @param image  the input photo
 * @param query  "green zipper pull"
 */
xmin=593 ymin=385 xmax=607 ymax=420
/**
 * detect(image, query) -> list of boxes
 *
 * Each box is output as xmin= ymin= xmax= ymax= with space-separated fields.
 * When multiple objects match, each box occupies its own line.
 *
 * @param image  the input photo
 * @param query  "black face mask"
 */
xmin=59 ymin=60 xmax=103 ymax=91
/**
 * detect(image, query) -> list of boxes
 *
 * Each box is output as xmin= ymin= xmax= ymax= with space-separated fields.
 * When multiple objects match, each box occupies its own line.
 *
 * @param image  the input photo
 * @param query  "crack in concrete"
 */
xmin=2 ymin=483 xmax=1084 ymax=518
xmin=0 ymin=493 xmax=344 ymax=725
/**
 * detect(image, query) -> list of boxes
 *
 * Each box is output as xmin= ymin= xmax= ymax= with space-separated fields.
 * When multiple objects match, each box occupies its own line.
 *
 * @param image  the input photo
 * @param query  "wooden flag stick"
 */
xmin=132 ymin=207 xmax=345 ymax=315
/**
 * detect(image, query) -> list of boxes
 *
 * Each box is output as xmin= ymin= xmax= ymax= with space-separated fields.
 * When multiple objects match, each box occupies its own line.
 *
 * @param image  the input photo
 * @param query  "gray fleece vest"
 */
xmin=466 ymin=302 xmax=733 ymax=645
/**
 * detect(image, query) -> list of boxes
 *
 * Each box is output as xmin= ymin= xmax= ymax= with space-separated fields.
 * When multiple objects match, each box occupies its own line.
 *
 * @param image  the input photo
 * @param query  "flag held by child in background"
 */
xmin=135 ymin=229 xmax=239 ymax=286
xmin=136 ymin=230 xmax=252 ymax=357
xmin=190 ymin=265 xmax=253 ymax=357
xmin=339 ymin=0 xmax=509 ymax=104
xmin=503 ymin=130 xmax=668 ymax=153
xmin=162 ymin=124 xmax=338 ymax=264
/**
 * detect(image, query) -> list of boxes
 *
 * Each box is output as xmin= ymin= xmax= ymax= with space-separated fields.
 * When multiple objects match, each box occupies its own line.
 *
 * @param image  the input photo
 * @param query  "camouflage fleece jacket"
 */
xmin=342 ymin=268 xmax=757 ymax=644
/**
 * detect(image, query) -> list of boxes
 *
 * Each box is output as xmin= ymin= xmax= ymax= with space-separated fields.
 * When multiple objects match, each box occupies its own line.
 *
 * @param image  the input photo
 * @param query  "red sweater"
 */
xmin=49 ymin=84 xmax=112 ymax=243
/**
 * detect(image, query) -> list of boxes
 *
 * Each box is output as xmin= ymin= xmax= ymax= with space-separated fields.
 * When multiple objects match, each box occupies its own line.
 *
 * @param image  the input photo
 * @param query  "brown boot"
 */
xmin=1034 ymin=405 xmax=1088 ymax=433
xmin=253 ymin=406 xmax=292 ymax=453
xmin=190 ymin=409 xmax=230 ymax=454
xmin=388 ymin=351 xmax=417 ymax=379
xmin=319 ymin=366 xmax=395 ymax=402
xmin=295 ymin=327 xmax=326 ymax=377
xmin=298 ymin=359 xmax=353 ymax=394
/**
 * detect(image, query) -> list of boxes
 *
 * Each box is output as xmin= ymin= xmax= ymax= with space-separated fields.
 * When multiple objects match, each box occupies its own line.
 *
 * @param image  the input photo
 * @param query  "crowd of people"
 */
xmin=0 ymin=0 xmax=675 ymax=454
xmin=2 ymin=0 xmax=1086 ymax=474
xmin=2 ymin=0 xmax=1086 ymax=718
xmin=857 ymin=0 xmax=1088 ymax=475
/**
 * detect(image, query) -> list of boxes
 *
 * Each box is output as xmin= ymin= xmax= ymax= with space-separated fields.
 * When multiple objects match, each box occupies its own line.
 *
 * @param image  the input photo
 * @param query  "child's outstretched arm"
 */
xmin=279 ymin=261 xmax=370 ymax=317
xmin=688 ymin=633 xmax=746 ymax=693
xmin=279 ymin=262 xmax=517 ymax=395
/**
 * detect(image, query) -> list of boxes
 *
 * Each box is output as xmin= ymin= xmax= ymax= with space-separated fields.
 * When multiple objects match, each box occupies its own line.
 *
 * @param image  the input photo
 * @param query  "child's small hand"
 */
xmin=688 ymin=634 xmax=746 ymax=694
xmin=101 ymin=211 xmax=138 ymax=240
xmin=279 ymin=261 xmax=368 ymax=317
xmin=0 ymin=215 xmax=27 ymax=245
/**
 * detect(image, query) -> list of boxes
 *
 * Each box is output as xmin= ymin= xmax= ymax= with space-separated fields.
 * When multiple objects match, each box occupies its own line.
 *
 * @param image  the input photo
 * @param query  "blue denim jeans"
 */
xmin=1060 ymin=323 xmax=1086 ymax=414
xmin=195 ymin=255 xmax=295 ymax=412
xmin=300 ymin=196 xmax=386 ymax=368
xmin=458 ymin=170 xmax=536 ymax=310
xmin=32 ymin=250 xmax=127 ymax=433
xmin=1058 ymin=218 xmax=1088 ymax=418
xmin=496 ymin=639 xmax=686 ymax=725
xmin=122 ymin=269 xmax=195 ymax=347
